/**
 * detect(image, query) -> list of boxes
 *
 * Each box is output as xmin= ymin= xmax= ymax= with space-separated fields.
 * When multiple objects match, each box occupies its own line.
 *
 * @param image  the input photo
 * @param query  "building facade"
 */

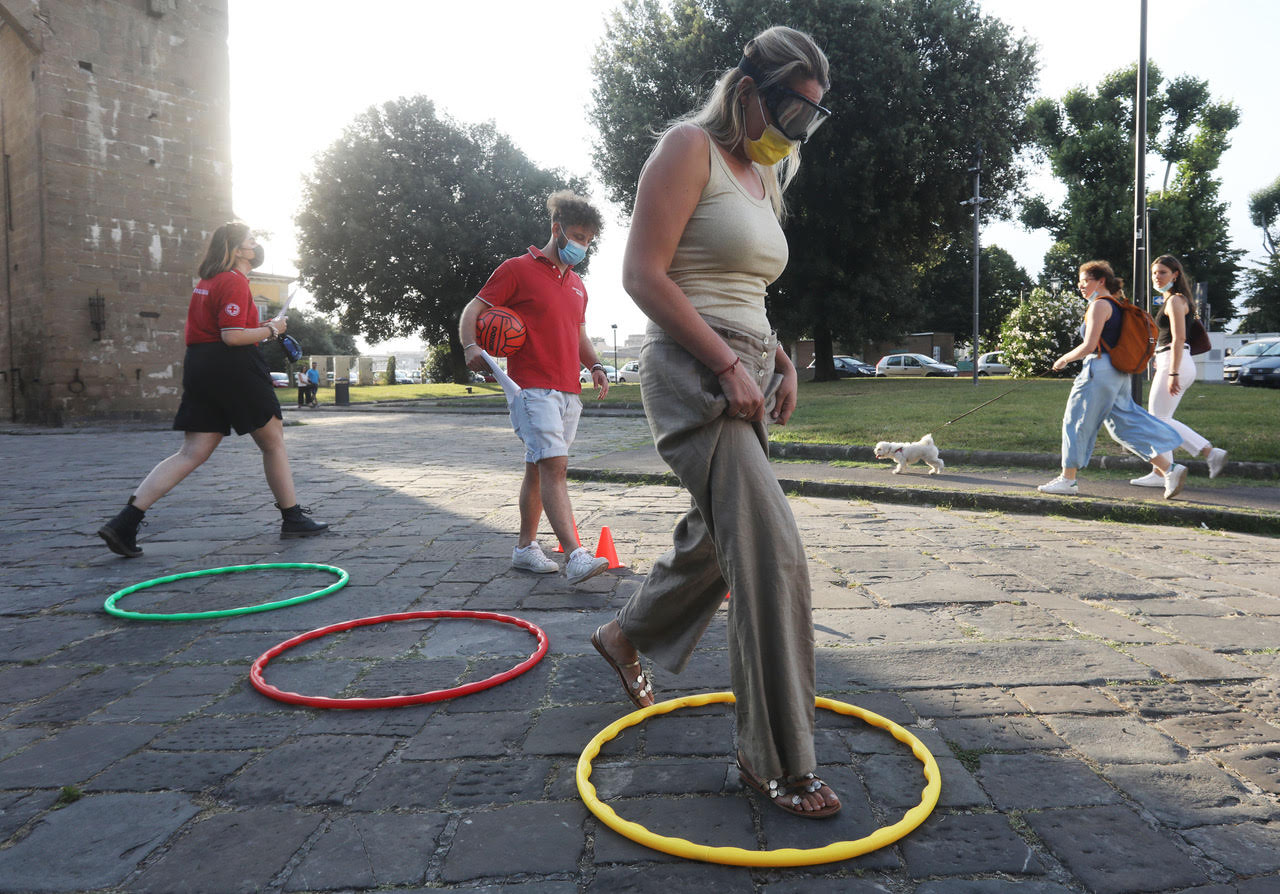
xmin=1 ymin=0 xmax=232 ymax=425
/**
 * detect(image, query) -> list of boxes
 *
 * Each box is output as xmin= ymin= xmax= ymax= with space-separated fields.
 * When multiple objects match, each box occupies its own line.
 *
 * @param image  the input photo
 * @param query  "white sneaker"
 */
xmin=1163 ymin=464 xmax=1188 ymax=500
xmin=512 ymin=542 xmax=558 ymax=574
xmin=1037 ymin=476 xmax=1078 ymax=496
xmin=1129 ymin=470 xmax=1165 ymax=487
xmin=1206 ymin=447 xmax=1227 ymax=479
xmin=565 ymin=547 xmax=608 ymax=585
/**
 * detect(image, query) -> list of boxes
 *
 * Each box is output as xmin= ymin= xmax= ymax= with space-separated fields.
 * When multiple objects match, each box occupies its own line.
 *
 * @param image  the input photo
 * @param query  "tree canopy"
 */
xmin=912 ymin=242 xmax=1030 ymax=348
xmin=1023 ymin=63 xmax=1242 ymax=315
xmin=1248 ymin=174 xmax=1280 ymax=258
xmin=589 ymin=0 xmax=1039 ymax=371
xmin=1239 ymin=173 xmax=1280 ymax=332
xmin=295 ymin=96 xmax=588 ymax=382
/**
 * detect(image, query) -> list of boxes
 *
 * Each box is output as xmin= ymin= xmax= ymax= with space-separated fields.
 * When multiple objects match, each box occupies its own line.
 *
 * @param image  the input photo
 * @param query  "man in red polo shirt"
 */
xmin=459 ymin=190 xmax=611 ymax=585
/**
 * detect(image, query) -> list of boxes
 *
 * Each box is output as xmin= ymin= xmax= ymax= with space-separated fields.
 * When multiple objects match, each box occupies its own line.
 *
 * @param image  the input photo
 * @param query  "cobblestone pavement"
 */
xmin=1 ymin=410 xmax=1278 ymax=893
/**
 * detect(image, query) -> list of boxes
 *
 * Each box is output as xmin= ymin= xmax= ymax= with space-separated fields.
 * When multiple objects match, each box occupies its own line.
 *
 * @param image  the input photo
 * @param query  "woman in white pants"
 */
xmin=1130 ymin=254 xmax=1228 ymax=487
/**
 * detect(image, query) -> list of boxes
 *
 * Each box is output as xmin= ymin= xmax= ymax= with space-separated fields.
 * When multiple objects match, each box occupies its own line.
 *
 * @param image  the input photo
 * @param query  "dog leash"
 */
xmin=941 ymin=386 xmax=1019 ymax=428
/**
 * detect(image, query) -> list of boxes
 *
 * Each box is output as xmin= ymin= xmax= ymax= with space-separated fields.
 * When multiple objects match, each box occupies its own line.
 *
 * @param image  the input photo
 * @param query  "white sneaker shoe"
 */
xmin=1163 ymin=463 xmax=1188 ymax=500
xmin=1206 ymin=447 xmax=1228 ymax=479
xmin=512 ymin=542 xmax=558 ymax=574
xmin=1037 ymin=476 xmax=1078 ymax=496
xmin=565 ymin=547 xmax=608 ymax=585
xmin=1129 ymin=470 xmax=1165 ymax=487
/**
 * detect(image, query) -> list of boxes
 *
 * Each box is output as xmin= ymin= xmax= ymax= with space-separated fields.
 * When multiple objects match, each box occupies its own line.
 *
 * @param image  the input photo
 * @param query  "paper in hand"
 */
xmin=272 ymin=287 xmax=298 ymax=321
xmin=480 ymin=350 xmax=522 ymax=402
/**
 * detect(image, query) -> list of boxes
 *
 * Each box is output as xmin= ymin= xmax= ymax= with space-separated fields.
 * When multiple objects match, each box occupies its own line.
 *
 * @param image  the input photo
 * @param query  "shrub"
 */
xmin=426 ymin=344 xmax=453 ymax=383
xmin=999 ymin=287 xmax=1082 ymax=377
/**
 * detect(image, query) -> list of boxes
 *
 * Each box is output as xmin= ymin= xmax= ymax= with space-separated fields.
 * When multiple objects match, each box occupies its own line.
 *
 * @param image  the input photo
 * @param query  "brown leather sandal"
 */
xmin=591 ymin=625 xmax=654 ymax=709
xmin=737 ymin=752 xmax=841 ymax=818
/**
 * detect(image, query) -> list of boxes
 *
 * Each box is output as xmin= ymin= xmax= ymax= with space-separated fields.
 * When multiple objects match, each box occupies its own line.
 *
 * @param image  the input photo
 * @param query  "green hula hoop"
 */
xmin=103 ymin=563 xmax=349 ymax=621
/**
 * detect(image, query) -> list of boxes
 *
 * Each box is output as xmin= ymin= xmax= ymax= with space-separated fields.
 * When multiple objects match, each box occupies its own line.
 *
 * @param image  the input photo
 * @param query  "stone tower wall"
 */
xmin=1 ymin=0 xmax=232 ymax=425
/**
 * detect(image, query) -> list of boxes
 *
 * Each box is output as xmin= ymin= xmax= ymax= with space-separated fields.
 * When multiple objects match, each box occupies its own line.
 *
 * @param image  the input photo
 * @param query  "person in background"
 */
xmin=1039 ymin=260 xmax=1186 ymax=499
xmin=591 ymin=26 xmax=841 ymax=818
xmin=295 ymin=368 xmax=309 ymax=409
xmin=97 ymin=222 xmax=329 ymax=557
xmin=1129 ymin=254 xmax=1228 ymax=487
xmin=306 ymin=362 xmax=320 ymax=408
xmin=458 ymin=191 xmax=611 ymax=587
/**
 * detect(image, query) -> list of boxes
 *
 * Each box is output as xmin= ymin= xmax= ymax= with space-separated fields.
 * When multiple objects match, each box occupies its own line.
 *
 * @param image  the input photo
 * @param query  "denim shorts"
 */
xmin=509 ymin=388 xmax=582 ymax=463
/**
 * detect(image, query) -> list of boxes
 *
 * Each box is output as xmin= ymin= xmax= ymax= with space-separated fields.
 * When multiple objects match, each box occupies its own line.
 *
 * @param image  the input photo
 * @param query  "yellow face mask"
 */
xmin=743 ymin=96 xmax=797 ymax=166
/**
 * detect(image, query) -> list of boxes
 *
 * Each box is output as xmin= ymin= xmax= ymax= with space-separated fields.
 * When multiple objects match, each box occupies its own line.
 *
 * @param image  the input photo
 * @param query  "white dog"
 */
xmin=873 ymin=433 xmax=945 ymax=475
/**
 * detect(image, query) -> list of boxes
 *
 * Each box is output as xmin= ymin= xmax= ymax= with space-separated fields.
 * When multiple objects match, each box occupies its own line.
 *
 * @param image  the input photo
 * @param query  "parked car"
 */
xmin=621 ymin=360 xmax=640 ymax=374
xmin=580 ymin=365 xmax=626 ymax=383
xmin=269 ymin=372 xmax=290 ymax=389
xmin=1237 ymin=346 xmax=1280 ymax=387
xmin=1224 ymin=337 xmax=1280 ymax=383
xmin=395 ymin=374 xmax=414 ymax=384
xmin=807 ymin=355 xmax=876 ymax=378
xmin=977 ymin=351 xmax=1010 ymax=376
xmin=875 ymin=353 xmax=959 ymax=377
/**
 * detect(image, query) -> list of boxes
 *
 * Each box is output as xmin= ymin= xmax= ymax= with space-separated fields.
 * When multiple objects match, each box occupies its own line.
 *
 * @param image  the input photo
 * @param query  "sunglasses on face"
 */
xmin=760 ymin=83 xmax=833 ymax=143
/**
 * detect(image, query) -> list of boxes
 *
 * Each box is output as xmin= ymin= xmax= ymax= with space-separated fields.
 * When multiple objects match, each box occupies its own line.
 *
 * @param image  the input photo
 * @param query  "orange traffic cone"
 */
xmin=594 ymin=526 xmax=625 ymax=569
xmin=555 ymin=519 xmax=581 ymax=553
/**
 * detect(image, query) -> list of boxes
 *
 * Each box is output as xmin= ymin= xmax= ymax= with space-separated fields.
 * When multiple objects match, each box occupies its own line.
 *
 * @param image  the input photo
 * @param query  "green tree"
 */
xmin=1249 ymin=174 xmax=1280 ymax=257
xmin=296 ymin=96 xmax=588 ymax=384
xmin=912 ymin=243 xmax=1031 ymax=347
xmin=259 ymin=305 xmax=358 ymax=373
xmin=384 ymin=355 xmax=398 ymax=385
xmin=426 ymin=343 xmax=453 ymax=384
xmin=590 ymin=0 xmax=1038 ymax=377
xmin=1239 ymin=174 xmax=1280 ymax=331
xmin=1025 ymin=65 xmax=1242 ymax=313
xmin=998 ymin=287 xmax=1081 ymax=378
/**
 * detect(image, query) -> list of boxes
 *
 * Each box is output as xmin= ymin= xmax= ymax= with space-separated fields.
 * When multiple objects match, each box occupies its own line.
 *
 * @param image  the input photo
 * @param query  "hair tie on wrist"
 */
xmin=464 ymin=343 xmax=478 ymax=350
xmin=716 ymin=357 xmax=740 ymax=377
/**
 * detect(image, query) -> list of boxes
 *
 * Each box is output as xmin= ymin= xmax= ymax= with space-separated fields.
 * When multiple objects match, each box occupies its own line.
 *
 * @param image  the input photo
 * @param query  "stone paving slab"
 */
xmin=1 ymin=411 xmax=1278 ymax=892
xmin=1026 ymin=805 xmax=1210 ymax=894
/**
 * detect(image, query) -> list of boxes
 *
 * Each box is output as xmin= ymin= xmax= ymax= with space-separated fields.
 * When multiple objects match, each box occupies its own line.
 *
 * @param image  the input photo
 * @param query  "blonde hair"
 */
xmin=665 ymin=25 xmax=829 ymax=221
xmin=198 ymin=221 xmax=250 ymax=280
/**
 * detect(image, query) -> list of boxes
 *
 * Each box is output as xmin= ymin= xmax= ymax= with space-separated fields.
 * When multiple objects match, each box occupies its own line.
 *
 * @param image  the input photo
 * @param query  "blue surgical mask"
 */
xmin=557 ymin=226 xmax=588 ymax=266
xmin=1153 ymin=282 xmax=1171 ymax=295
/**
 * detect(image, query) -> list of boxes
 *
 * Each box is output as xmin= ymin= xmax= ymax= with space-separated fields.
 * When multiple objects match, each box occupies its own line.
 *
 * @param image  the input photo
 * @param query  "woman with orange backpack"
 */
xmin=1037 ymin=260 xmax=1186 ymax=499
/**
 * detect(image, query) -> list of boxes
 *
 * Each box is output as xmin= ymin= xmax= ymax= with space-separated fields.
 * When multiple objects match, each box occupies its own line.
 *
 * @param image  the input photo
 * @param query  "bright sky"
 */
xmin=229 ymin=0 xmax=1277 ymax=352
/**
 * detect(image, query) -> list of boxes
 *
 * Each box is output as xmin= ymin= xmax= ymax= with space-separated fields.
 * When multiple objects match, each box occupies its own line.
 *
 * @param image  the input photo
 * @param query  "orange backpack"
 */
xmin=1098 ymin=297 xmax=1158 ymax=374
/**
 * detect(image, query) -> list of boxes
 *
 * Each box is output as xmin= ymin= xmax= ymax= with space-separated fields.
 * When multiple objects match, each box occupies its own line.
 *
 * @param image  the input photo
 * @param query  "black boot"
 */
xmin=98 ymin=500 xmax=145 ymax=557
xmin=278 ymin=502 xmax=329 ymax=538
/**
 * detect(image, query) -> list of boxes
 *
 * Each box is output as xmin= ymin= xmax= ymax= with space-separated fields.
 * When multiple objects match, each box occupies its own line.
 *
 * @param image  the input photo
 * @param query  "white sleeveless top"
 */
xmin=652 ymin=130 xmax=789 ymax=339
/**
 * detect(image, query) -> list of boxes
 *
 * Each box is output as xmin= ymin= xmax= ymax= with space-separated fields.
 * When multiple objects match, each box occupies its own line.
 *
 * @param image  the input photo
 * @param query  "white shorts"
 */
xmin=510 ymin=388 xmax=582 ymax=463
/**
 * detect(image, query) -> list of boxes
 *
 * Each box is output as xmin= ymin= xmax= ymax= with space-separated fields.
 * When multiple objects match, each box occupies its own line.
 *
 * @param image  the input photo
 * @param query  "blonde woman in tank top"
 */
xmin=589 ymin=26 xmax=841 ymax=818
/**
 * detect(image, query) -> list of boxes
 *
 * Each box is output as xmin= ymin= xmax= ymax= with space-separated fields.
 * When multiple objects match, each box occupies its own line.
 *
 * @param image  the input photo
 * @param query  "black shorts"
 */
xmin=172 ymin=342 xmax=282 ymax=436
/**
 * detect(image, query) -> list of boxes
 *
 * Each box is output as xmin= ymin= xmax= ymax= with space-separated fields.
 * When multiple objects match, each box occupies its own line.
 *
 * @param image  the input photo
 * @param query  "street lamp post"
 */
xmin=611 ymin=324 xmax=618 ymax=383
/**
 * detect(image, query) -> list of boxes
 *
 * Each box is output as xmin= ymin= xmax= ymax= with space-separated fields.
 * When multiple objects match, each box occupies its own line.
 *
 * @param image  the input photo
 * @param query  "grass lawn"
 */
xmin=328 ymin=376 xmax=1279 ymax=463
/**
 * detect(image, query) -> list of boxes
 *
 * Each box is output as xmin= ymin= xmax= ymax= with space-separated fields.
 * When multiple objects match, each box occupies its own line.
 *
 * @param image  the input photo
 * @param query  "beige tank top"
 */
xmin=653 ymin=130 xmax=788 ymax=339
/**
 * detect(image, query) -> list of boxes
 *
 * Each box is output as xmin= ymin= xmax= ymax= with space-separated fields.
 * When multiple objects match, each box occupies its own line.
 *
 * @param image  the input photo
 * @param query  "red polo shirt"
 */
xmin=184 ymin=270 xmax=259 ymax=345
xmin=477 ymin=246 xmax=586 ymax=393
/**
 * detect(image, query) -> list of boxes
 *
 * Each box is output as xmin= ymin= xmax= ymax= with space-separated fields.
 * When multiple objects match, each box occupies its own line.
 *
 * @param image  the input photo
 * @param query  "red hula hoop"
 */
xmin=250 ymin=610 xmax=549 ymax=709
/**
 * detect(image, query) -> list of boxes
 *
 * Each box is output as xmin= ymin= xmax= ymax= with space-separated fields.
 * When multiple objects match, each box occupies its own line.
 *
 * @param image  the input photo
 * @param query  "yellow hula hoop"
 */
xmin=576 ymin=691 xmax=941 ymax=867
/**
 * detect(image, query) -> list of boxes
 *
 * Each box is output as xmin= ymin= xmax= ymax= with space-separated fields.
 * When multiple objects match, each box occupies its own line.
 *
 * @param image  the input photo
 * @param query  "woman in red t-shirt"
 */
xmin=97 ymin=222 xmax=328 ymax=556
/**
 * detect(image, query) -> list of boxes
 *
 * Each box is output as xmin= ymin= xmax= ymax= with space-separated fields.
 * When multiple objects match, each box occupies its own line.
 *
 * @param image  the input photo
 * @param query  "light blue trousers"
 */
xmin=1060 ymin=353 xmax=1182 ymax=471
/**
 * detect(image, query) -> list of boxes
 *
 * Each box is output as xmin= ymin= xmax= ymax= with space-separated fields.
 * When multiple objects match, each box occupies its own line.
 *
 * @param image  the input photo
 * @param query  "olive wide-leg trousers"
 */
xmin=617 ymin=321 xmax=816 ymax=782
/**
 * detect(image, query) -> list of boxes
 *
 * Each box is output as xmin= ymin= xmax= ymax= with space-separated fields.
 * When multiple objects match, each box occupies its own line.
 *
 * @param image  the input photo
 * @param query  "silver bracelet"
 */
xmin=591 ymin=363 xmax=605 ymax=372
xmin=464 ymin=343 xmax=478 ymax=350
